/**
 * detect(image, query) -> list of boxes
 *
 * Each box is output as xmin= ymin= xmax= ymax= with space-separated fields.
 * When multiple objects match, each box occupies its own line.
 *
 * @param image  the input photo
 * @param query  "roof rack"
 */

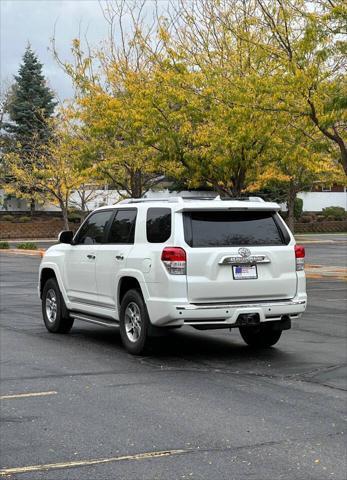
xmin=118 ymin=197 xmax=182 ymax=204
xmin=223 ymin=196 xmax=265 ymax=203
xmin=118 ymin=195 xmax=264 ymax=204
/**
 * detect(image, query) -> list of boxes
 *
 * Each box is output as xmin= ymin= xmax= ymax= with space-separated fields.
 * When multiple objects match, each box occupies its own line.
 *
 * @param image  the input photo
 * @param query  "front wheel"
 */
xmin=119 ymin=289 xmax=150 ymax=355
xmin=239 ymin=324 xmax=282 ymax=347
xmin=42 ymin=278 xmax=74 ymax=333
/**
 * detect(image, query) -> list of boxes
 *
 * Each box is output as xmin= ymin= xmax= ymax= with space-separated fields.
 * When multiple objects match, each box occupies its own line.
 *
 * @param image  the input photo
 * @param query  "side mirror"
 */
xmin=58 ymin=230 xmax=74 ymax=244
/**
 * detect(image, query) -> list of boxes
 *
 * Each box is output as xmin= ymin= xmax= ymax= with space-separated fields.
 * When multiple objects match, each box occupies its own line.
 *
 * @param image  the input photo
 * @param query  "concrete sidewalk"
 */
xmin=0 ymin=248 xmax=45 ymax=257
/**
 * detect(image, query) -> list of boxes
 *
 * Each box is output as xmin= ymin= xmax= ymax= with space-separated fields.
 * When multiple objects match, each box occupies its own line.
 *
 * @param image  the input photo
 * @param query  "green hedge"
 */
xmin=295 ymin=221 xmax=347 ymax=233
xmin=16 ymin=242 xmax=38 ymax=250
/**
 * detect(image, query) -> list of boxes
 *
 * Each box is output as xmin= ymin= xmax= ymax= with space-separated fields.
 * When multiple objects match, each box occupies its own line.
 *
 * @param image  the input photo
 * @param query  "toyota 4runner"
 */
xmin=38 ymin=196 xmax=307 ymax=354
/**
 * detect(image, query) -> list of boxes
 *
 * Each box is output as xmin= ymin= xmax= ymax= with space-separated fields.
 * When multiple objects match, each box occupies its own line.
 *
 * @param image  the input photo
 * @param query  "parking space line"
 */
xmin=0 ymin=391 xmax=57 ymax=400
xmin=0 ymin=449 xmax=187 ymax=476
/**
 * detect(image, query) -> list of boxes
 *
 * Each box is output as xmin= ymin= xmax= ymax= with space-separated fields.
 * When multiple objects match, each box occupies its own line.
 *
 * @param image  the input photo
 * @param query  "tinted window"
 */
xmin=147 ymin=208 xmax=171 ymax=243
xmin=75 ymin=211 xmax=113 ymax=245
xmin=108 ymin=209 xmax=137 ymax=244
xmin=184 ymin=211 xmax=285 ymax=247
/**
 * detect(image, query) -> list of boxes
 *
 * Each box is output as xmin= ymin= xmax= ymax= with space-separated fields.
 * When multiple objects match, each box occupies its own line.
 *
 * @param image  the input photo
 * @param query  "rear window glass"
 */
xmin=147 ymin=208 xmax=171 ymax=243
xmin=183 ymin=211 xmax=287 ymax=247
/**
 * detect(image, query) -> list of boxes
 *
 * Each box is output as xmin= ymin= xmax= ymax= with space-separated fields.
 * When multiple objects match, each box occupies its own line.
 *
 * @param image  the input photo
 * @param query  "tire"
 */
xmin=42 ymin=278 xmax=74 ymax=333
xmin=119 ymin=289 xmax=150 ymax=355
xmin=239 ymin=324 xmax=282 ymax=348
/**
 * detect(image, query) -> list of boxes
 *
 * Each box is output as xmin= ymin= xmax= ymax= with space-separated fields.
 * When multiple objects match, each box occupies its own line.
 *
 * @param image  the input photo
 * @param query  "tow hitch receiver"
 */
xmin=236 ymin=313 xmax=260 ymax=326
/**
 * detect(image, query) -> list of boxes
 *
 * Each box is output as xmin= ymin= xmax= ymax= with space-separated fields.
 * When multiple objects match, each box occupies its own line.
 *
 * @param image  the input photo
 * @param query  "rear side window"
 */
xmin=183 ymin=211 xmax=287 ymax=247
xmin=108 ymin=209 xmax=137 ymax=244
xmin=75 ymin=210 xmax=113 ymax=245
xmin=147 ymin=208 xmax=171 ymax=243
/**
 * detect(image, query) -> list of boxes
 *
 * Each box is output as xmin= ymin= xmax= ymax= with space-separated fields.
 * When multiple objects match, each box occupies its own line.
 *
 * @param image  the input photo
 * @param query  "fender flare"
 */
xmin=116 ymin=269 xmax=150 ymax=309
xmin=39 ymin=262 xmax=69 ymax=306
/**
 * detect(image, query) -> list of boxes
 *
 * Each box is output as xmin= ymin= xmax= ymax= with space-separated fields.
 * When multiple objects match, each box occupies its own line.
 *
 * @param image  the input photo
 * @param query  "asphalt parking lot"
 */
xmin=0 ymin=240 xmax=346 ymax=480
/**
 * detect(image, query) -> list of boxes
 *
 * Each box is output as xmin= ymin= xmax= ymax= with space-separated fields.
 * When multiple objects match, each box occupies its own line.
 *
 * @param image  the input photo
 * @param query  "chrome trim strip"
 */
xmin=219 ymin=255 xmax=270 ymax=265
xmin=176 ymin=300 xmax=306 ymax=311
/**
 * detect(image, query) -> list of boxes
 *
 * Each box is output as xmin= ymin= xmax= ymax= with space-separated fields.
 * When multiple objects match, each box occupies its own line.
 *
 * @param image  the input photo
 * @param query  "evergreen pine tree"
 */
xmin=6 ymin=45 xmax=56 ymax=151
xmin=4 ymin=45 xmax=56 ymax=211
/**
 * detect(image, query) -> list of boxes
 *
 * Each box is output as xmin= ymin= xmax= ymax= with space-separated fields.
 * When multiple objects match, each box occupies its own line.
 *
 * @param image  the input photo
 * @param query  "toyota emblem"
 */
xmin=238 ymin=247 xmax=251 ymax=258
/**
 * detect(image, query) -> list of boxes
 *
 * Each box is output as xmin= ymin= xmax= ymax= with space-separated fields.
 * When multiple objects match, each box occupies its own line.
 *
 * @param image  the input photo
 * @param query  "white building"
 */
xmin=1 ymin=187 xmax=346 ymax=213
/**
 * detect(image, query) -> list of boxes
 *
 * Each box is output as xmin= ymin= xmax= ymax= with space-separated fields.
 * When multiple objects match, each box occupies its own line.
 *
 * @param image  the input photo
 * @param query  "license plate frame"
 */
xmin=232 ymin=264 xmax=258 ymax=280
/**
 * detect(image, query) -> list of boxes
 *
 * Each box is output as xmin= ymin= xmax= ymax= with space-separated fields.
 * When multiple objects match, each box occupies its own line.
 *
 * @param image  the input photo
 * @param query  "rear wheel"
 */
xmin=239 ymin=324 xmax=282 ymax=347
xmin=42 ymin=278 xmax=74 ymax=333
xmin=120 ymin=289 xmax=150 ymax=355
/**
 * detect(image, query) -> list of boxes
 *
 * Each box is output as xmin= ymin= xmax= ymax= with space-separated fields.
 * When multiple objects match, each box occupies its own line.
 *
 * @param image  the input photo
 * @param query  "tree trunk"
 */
xmin=231 ymin=183 xmax=242 ymax=197
xmin=62 ymin=209 xmax=69 ymax=231
xmin=81 ymin=194 xmax=86 ymax=214
xmin=231 ymin=164 xmax=246 ymax=197
xmin=307 ymin=99 xmax=347 ymax=175
xmin=30 ymin=198 xmax=35 ymax=217
xmin=286 ymin=182 xmax=296 ymax=233
xmin=131 ymin=170 xmax=143 ymax=198
xmin=59 ymin=200 xmax=69 ymax=231
xmin=79 ymin=186 xmax=87 ymax=214
xmin=336 ymin=136 xmax=347 ymax=175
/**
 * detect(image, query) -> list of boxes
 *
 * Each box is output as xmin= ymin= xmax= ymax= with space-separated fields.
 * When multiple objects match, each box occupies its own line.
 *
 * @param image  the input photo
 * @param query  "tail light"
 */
xmin=161 ymin=247 xmax=186 ymax=275
xmin=295 ymin=245 xmax=305 ymax=271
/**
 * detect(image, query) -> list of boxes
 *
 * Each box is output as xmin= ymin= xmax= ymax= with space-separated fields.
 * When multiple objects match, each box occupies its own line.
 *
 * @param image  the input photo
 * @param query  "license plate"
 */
xmin=232 ymin=265 xmax=258 ymax=280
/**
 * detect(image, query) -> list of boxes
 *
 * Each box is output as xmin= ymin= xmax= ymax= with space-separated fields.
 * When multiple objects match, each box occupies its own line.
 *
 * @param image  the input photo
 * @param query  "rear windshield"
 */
xmin=183 ymin=211 xmax=289 ymax=247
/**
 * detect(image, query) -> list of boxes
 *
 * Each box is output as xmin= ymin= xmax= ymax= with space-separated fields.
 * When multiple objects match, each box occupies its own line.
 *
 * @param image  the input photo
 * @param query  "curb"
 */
xmin=305 ymin=263 xmax=347 ymax=281
xmin=306 ymin=273 xmax=347 ymax=281
xmin=0 ymin=249 xmax=45 ymax=257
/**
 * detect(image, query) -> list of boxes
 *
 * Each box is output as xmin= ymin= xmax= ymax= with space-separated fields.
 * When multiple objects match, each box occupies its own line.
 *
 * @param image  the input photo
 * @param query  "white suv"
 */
xmin=38 ymin=196 xmax=307 ymax=354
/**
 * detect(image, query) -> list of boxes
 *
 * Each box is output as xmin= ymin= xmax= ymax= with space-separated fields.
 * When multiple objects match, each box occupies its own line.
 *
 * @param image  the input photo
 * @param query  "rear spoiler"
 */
xmin=176 ymin=201 xmax=281 ymax=212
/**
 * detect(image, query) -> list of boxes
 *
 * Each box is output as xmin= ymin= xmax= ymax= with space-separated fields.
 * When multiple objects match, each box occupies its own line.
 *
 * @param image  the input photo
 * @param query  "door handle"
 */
xmin=87 ymin=254 xmax=95 ymax=260
xmin=115 ymin=254 xmax=124 ymax=261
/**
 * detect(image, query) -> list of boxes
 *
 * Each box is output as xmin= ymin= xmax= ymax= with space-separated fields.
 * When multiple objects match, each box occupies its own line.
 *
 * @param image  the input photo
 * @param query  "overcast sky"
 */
xmin=1 ymin=1 xmax=117 ymax=100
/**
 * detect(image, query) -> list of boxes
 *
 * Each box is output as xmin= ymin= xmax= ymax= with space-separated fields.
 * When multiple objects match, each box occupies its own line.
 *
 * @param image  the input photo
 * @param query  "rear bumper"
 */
xmin=146 ymin=296 xmax=307 ymax=327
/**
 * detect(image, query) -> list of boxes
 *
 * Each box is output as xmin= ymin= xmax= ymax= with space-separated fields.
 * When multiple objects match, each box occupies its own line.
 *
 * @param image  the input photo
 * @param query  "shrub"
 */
xmin=16 ymin=242 xmax=37 ymax=250
xmin=18 ymin=216 xmax=31 ymax=223
xmin=300 ymin=215 xmax=313 ymax=223
xmin=322 ymin=206 xmax=346 ymax=221
xmin=1 ymin=215 xmax=14 ymax=222
xmin=0 ymin=241 xmax=10 ymax=249
xmin=68 ymin=212 xmax=82 ymax=223
xmin=294 ymin=197 xmax=303 ymax=220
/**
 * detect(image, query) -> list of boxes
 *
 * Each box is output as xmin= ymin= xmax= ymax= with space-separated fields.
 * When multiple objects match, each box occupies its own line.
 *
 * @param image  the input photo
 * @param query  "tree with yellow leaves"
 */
xmin=250 ymin=0 xmax=347 ymax=174
xmin=52 ymin=4 xmax=165 ymax=199
xmin=146 ymin=0 xmax=279 ymax=195
xmin=51 ymin=0 xmax=345 ymax=212
xmin=3 ymin=114 xmax=95 ymax=229
xmin=251 ymin=120 xmax=344 ymax=230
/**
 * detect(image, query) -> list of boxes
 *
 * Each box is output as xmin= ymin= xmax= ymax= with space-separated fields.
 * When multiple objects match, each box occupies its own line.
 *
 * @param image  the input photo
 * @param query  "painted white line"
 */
xmin=0 ymin=391 xmax=57 ymax=400
xmin=0 ymin=449 xmax=187 ymax=476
